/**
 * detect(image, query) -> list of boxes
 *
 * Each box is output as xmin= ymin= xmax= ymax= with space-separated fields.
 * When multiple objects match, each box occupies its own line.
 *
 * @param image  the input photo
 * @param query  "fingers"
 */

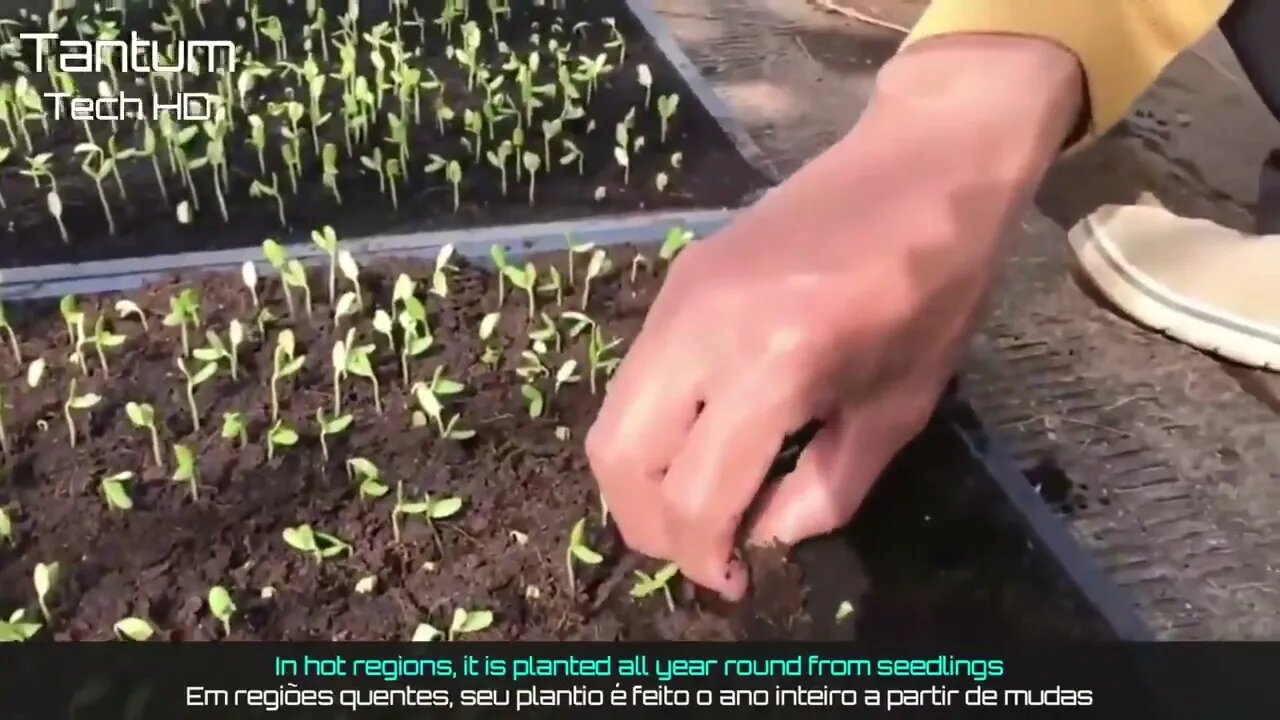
xmin=748 ymin=388 xmax=932 ymax=546
xmin=660 ymin=372 xmax=810 ymax=601
xmin=586 ymin=316 xmax=704 ymax=560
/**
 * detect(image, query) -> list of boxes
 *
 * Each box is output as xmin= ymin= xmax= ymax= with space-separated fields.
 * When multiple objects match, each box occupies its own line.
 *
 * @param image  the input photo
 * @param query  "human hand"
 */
xmin=585 ymin=36 xmax=1083 ymax=600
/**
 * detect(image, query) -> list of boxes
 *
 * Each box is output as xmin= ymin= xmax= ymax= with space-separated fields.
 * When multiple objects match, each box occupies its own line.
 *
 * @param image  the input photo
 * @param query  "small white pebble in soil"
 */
xmin=261 ymin=586 xmax=275 ymax=599
xmin=510 ymin=530 xmax=529 ymax=546
xmin=355 ymin=576 xmax=377 ymax=594
xmin=525 ymin=585 xmax=541 ymax=600
xmin=422 ymin=561 xmax=437 ymax=572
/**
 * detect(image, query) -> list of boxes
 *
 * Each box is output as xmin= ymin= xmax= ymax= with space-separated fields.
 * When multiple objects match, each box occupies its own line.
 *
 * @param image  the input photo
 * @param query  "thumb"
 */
xmin=747 ymin=396 xmax=918 ymax=545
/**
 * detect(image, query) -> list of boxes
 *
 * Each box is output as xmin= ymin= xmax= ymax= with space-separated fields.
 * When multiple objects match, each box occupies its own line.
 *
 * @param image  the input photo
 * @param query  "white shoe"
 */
xmin=1068 ymin=197 xmax=1280 ymax=370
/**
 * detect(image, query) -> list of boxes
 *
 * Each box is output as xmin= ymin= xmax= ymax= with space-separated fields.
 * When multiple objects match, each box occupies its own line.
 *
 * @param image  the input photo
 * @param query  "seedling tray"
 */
xmin=0 ymin=0 xmax=1146 ymax=644
xmin=0 ymin=0 xmax=772 ymax=270
xmin=0 ymin=212 xmax=1149 ymax=643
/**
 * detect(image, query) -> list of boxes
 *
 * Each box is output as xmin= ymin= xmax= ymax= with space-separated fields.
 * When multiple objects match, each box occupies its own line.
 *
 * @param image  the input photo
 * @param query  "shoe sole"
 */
xmin=1068 ymin=214 xmax=1280 ymax=371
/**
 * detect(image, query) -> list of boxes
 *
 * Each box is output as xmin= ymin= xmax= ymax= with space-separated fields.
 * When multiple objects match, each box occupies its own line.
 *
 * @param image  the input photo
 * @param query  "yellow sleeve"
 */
xmin=904 ymin=0 xmax=1231 ymax=140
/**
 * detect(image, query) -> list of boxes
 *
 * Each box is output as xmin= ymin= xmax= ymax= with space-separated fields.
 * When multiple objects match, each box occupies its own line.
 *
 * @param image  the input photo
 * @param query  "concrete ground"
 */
xmin=652 ymin=0 xmax=1280 ymax=639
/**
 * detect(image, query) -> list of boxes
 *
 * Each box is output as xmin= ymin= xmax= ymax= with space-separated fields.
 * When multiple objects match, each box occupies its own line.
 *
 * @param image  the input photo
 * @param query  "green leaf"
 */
xmin=172 ymin=445 xmax=195 ymax=481
xmin=102 ymin=478 xmax=133 ymax=510
xmin=428 ymin=496 xmax=463 ymax=519
xmin=270 ymin=425 xmax=299 ymax=446
xmin=26 ymin=358 xmax=46 ymax=387
xmin=190 ymin=362 xmax=218 ymax=386
xmin=279 ymin=356 xmax=306 ymax=376
xmin=282 ymin=525 xmax=316 ymax=552
xmin=450 ymin=608 xmax=493 ymax=635
xmin=347 ymin=457 xmax=379 ymax=480
xmin=521 ymin=384 xmax=544 ymax=418
xmin=433 ymin=378 xmax=465 ymax=396
xmin=411 ymin=623 xmax=441 ymax=642
xmin=262 ymin=239 xmax=287 ymax=267
xmin=125 ymin=402 xmax=154 ymax=427
xmin=208 ymin=586 xmax=235 ymax=620
xmin=571 ymin=545 xmax=603 ymax=565
xmin=345 ymin=351 xmax=374 ymax=379
xmin=69 ymin=393 xmax=102 ymax=410
xmin=323 ymin=414 xmax=354 ymax=434
xmin=33 ymin=562 xmax=58 ymax=600
xmin=478 ymin=313 xmax=500 ymax=340
xmin=113 ymin=617 xmax=154 ymax=641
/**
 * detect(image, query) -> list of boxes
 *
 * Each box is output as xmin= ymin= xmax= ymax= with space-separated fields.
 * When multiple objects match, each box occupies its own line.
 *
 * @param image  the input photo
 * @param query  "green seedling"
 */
xmin=26 ymin=358 xmax=45 ymax=388
xmin=176 ymin=357 xmax=218 ymax=432
xmin=410 ymin=368 xmax=474 ymax=440
xmin=0 ymin=506 xmax=11 ymax=545
xmin=630 ymin=563 xmax=680 ymax=612
xmin=282 ymin=260 xmax=313 ymax=317
xmin=659 ymin=226 xmax=693 ymax=261
xmin=321 ymin=142 xmax=342 ymax=202
xmin=194 ymin=323 xmax=244 ymax=380
xmin=114 ymin=299 xmax=149 ymax=331
xmin=560 ymin=138 xmax=584 ymax=176
xmin=629 ymin=254 xmax=650 ymax=285
xmin=587 ymin=327 xmax=623 ymax=395
xmin=411 ymin=623 xmax=441 ymax=642
xmin=208 ymin=586 xmax=236 ymax=636
xmin=282 ymin=524 xmax=351 ymax=564
xmin=554 ymin=360 xmax=581 ymax=393
xmin=266 ymin=420 xmax=298 ymax=461
xmin=0 ymin=300 xmax=20 ymax=361
xmin=565 ymin=517 xmax=603 ymax=593
xmin=221 ymin=412 xmax=248 ymax=448
xmin=125 ymin=402 xmax=163 ymax=467
xmin=392 ymin=481 xmax=463 ymax=550
xmin=172 ymin=444 xmax=198 ymax=500
xmin=490 ymin=245 xmax=510 ymax=306
xmin=486 ymin=140 xmax=513 ymax=196
xmin=522 ymin=152 xmax=541 ymax=205
xmin=249 ymin=174 xmax=286 ymax=228
xmin=337 ymin=251 xmax=362 ymax=312
xmin=310 ymin=226 xmax=339 ymax=303
xmin=657 ymin=93 xmax=679 ymax=143
xmin=431 ymin=244 xmax=456 ymax=298
xmin=59 ymin=295 xmax=88 ymax=374
xmin=270 ymin=330 xmax=306 ymax=422
xmin=0 ymin=609 xmax=41 ymax=642
xmin=241 ymin=261 xmax=261 ymax=312
xmin=101 ymin=471 xmax=134 ymax=511
xmin=478 ymin=313 xmax=501 ymax=342
xmin=63 ymin=378 xmax=101 ymax=448
xmin=113 ymin=617 xmax=154 ymax=641
xmin=581 ymin=249 xmax=608 ymax=309
xmin=539 ymin=265 xmax=565 ymax=306
xmin=448 ymin=608 xmax=493 ymax=641
xmin=347 ymin=457 xmax=388 ymax=501
xmin=316 ymin=408 xmax=353 ymax=461
xmin=34 ymin=561 xmax=58 ymax=620
xmin=502 ymin=262 xmax=538 ymax=320
xmin=47 ymin=190 xmax=69 ymax=243
xmin=261 ymin=239 xmax=295 ymax=315
xmin=521 ymin=384 xmax=544 ymax=419
xmin=344 ymin=340 xmax=382 ymax=414
xmin=637 ymin=63 xmax=653 ymax=108
xmin=162 ymin=288 xmax=201 ymax=357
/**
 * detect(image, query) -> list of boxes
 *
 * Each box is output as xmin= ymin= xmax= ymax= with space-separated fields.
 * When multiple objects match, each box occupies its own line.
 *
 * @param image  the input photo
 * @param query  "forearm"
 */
xmin=837 ymin=34 xmax=1084 ymax=251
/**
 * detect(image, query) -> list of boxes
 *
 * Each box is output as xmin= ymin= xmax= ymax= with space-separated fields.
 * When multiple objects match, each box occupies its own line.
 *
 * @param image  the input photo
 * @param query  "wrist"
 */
xmin=851 ymin=33 xmax=1084 ymax=208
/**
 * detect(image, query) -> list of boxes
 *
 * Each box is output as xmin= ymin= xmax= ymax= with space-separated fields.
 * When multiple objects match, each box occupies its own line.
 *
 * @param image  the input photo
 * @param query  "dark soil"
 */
xmin=0 ymin=243 xmax=1117 ymax=642
xmin=0 ymin=0 xmax=767 ymax=269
